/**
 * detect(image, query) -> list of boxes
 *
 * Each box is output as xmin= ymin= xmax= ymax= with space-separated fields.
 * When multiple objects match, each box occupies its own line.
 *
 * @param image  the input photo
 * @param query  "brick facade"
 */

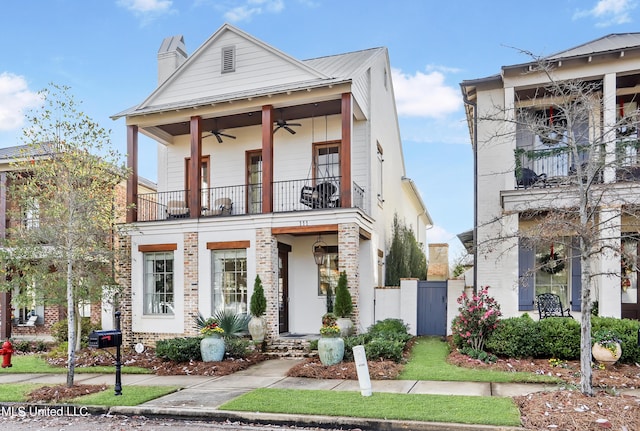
xmin=338 ymin=222 xmax=360 ymax=331
xmin=183 ymin=232 xmax=199 ymax=336
xmin=256 ymin=227 xmax=277 ymax=341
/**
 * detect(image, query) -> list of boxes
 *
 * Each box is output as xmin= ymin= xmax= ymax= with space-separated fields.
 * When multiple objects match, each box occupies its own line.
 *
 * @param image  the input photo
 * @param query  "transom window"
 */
xmin=211 ymin=249 xmax=247 ymax=315
xmin=143 ymin=252 xmax=174 ymax=315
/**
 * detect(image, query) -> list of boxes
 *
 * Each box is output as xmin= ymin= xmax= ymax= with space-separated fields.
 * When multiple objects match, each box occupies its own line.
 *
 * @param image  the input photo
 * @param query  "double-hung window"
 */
xmin=143 ymin=251 xmax=174 ymax=315
xmin=211 ymin=248 xmax=247 ymax=315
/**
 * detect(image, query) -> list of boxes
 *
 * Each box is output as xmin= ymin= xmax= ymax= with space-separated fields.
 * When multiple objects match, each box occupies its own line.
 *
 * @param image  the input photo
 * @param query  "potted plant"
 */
xmin=318 ymin=312 xmax=344 ymax=366
xmin=592 ymin=328 xmax=622 ymax=366
xmin=248 ymin=275 xmax=267 ymax=343
xmin=199 ymin=317 xmax=225 ymax=362
xmin=333 ymin=270 xmax=354 ymax=337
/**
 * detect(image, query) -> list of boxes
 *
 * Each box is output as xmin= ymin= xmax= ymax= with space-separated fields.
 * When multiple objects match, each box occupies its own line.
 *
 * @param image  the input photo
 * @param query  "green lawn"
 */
xmin=399 ymin=337 xmax=560 ymax=383
xmin=71 ymin=385 xmax=179 ymax=406
xmin=0 ymin=383 xmax=43 ymax=402
xmin=220 ymin=388 xmax=521 ymax=427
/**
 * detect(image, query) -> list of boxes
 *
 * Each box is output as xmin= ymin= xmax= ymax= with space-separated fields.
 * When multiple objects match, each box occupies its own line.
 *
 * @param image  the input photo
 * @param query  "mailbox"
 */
xmin=88 ymin=330 xmax=122 ymax=348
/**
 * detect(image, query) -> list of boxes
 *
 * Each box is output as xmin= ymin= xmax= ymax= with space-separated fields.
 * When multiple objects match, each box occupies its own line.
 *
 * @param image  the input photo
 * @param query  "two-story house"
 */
xmin=460 ymin=33 xmax=640 ymax=321
xmin=112 ymin=24 xmax=431 ymax=346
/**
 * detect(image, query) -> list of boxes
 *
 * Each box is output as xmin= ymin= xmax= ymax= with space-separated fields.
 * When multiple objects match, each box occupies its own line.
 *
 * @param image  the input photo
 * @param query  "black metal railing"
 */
xmin=135 ymin=177 xmax=366 ymax=222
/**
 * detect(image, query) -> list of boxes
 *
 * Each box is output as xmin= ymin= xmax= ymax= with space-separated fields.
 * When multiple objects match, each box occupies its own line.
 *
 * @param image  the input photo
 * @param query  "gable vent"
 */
xmin=222 ymin=46 xmax=235 ymax=73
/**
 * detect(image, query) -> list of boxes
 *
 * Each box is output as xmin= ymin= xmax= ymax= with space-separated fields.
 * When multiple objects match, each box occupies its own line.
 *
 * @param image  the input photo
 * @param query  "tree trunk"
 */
xmin=579 ymin=244 xmax=593 ymax=395
xmin=66 ymin=259 xmax=75 ymax=388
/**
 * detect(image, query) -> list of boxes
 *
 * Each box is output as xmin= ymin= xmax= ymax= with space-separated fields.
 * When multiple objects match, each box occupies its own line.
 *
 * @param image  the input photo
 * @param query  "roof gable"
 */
xmin=141 ymin=24 xmax=329 ymax=110
xmin=547 ymin=33 xmax=640 ymax=60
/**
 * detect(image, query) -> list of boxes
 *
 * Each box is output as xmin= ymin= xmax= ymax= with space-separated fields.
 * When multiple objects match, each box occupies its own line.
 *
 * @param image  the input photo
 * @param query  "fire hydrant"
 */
xmin=0 ymin=339 xmax=13 ymax=368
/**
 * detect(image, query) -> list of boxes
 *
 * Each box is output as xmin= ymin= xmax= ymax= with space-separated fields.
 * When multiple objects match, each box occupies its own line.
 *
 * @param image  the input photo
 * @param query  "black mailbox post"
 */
xmin=88 ymin=311 xmax=123 ymax=396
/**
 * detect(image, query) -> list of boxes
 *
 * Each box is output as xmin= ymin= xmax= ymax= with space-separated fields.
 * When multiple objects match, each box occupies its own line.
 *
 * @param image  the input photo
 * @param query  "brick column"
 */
xmin=338 ymin=223 xmax=359 ymax=331
xmin=114 ymin=234 xmax=132 ymax=345
xmin=183 ymin=232 xmax=199 ymax=335
xmin=256 ymin=227 xmax=277 ymax=341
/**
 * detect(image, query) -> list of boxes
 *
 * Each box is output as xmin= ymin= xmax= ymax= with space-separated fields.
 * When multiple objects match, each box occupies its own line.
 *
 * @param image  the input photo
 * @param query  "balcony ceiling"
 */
xmin=157 ymin=99 xmax=342 ymax=137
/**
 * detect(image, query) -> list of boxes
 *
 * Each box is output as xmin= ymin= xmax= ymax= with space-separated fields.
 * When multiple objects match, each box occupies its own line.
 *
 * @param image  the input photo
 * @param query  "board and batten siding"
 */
xmin=147 ymin=32 xmax=322 ymax=108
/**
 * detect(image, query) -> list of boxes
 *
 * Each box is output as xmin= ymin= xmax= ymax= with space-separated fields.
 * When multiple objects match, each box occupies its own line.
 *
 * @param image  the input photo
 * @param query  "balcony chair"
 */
xmin=300 ymin=182 xmax=340 ymax=209
xmin=202 ymin=197 xmax=233 ymax=216
xmin=516 ymin=168 xmax=547 ymax=189
xmin=167 ymin=200 xmax=189 ymax=218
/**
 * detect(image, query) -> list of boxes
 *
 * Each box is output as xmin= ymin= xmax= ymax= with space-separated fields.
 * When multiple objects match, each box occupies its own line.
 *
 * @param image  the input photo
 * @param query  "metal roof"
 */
xmin=303 ymin=47 xmax=386 ymax=80
xmin=546 ymin=33 xmax=640 ymax=60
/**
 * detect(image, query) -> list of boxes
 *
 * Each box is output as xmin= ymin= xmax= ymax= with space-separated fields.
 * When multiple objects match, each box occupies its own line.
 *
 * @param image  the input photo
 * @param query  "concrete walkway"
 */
xmin=3 ymin=359 xmax=639 ymax=431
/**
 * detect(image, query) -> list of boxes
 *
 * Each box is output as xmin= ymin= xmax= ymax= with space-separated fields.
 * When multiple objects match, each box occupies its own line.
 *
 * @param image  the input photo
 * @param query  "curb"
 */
xmin=109 ymin=405 xmax=524 ymax=431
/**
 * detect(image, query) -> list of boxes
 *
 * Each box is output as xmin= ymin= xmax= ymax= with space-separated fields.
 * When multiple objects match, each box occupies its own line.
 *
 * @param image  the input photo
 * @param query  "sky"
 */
xmin=0 ymin=0 xmax=638 ymax=263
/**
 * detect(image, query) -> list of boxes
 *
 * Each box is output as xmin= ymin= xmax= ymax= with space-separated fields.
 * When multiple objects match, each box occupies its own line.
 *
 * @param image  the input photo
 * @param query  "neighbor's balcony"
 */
xmin=135 ymin=177 xmax=366 ymax=222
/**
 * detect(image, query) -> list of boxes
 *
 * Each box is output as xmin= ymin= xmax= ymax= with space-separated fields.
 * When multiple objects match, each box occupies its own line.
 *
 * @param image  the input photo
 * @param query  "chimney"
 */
xmin=427 ymin=243 xmax=449 ymax=281
xmin=157 ymin=35 xmax=187 ymax=85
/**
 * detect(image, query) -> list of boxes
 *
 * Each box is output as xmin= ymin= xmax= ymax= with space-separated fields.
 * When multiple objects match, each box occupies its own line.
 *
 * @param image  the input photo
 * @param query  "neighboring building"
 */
xmin=460 ymin=34 xmax=640 ymax=321
xmin=0 ymin=144 xmax=156 ymax=340
xmin=112 ymin=24 xmax=431 ymax=346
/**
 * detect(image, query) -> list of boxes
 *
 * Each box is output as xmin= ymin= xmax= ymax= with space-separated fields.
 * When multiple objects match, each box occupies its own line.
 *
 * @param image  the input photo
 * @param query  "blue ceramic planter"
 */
xmin=318 ymin=336 xmax=344 ymax=366
xmin=201 ymin=335 xmax=225 ymax=362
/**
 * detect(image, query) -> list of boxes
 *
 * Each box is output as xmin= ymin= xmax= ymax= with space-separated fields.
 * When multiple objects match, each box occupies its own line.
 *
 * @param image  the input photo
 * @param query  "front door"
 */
xmin=278 ymin=243 xmax=291 ymax=333
xmin=621 ymin=237 xmax=640 ymax=320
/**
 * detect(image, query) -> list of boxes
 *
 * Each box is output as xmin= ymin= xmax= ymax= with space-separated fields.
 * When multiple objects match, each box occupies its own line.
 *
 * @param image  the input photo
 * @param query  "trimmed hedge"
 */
xmin=155 ymin=337 xmax=202 ymax=362
xmin=485 ymin=315 xmax=640 ymax=363
xmin=341 ymin=318 xmax=411 ymax=363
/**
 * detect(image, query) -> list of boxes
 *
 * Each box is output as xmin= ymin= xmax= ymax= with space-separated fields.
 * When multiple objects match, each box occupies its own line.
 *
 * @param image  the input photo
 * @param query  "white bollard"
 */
xmin=352 ymin=345 xmax=372 ymax=396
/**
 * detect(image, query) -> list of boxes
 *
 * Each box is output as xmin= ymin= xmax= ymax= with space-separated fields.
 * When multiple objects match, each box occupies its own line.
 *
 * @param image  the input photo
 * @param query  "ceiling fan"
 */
xmin=202 ymin=121 xmax=236 ymax=143
xmin=274 ymin=111 xmax=301 ymax=134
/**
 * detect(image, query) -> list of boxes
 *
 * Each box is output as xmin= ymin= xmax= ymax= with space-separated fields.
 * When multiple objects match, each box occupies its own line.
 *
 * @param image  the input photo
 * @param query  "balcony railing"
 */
xmin=514 ymin=147 xmax=600 ymax=188
xmin=135 ymin=177 xmax=366 ymax=222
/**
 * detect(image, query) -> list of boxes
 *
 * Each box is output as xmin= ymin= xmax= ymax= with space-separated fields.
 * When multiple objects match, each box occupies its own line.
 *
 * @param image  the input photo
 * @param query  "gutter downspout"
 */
xmin=461 ymin=87 xmax=478 ymax=294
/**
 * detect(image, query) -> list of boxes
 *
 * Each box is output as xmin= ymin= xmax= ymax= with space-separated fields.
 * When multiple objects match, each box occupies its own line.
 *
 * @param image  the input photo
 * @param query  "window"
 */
xmin=143 ymin=252 xmax=174 ymax=315
xmin=23 ymin=198 xmax=39 ymax=229
xmin=318 ymin=246 xmax=339 ymax=296
xmin=212 ymin=249 xmax=247 ymax=315
xmin=246 ymin=150 xmax=262 ymax=214
xmin=621 ymin=237 xmax=638 ymax=305
xmin=222 ymin=46 xmax=235 ymax=73
xmin=314 ymin=143 xmax=340 ymax=181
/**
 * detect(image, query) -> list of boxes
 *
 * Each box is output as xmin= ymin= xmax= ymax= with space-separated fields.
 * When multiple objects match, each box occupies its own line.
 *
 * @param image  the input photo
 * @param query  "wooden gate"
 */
xmin=417 ymin=280 xmax=447 ymax=336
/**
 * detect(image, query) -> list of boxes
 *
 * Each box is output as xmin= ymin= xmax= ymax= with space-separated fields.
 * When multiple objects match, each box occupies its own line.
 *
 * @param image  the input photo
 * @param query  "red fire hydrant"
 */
xmin=0 ymin=339 xmax=13 ymax=368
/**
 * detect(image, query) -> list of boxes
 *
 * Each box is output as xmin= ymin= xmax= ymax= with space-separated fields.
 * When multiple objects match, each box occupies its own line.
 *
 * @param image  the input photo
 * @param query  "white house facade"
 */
xmin=460 ymin=33 xmax=640 ymax=322
xmin=112 ymin=24 xmax=431 ymax=346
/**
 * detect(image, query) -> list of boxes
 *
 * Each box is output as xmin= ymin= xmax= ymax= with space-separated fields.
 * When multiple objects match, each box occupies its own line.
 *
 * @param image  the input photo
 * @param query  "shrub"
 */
xmin=592 ymin=316 xmax=640 ymax=363
xmin=451 ymin=287 xmax=501 ymax=352
xmin=333 ymin=271 xmax=353 ymax=318
xmin=365 ymin=338 xmax=405 ymax=363
xmin=155 ymin=337 xmax=202 ymax=362
xmin=538 ymin=317 xmax=580 ymax=359
xmin=486 ymin=314 xmax=543 ymax=358
xmin=343 ymin=334 xmax=372 ymax=361
xmin=50 ymin=317 xmax=101 ymax=343
xmin=250 ymin=275 xmax=267 ymax=317
xmin=13 ymin=340 xmax=32 ymax=353
xmin=225 ymin=337 xmax=252 ymax=358
xmin=368 ymin=318 xmax=409 ymax=337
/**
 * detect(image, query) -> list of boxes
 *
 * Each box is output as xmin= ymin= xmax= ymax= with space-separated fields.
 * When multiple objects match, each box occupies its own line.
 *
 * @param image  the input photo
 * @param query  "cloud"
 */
xmin=117 ymin=0 xmax=174 ymax=23
xmin=224 ymin=0 xmax=285 ymax=22
xmin=0 ymin=73 xmax=42 ymax=131
xmin=392 ymin=67 xmax=461 ymax=119
xmin=573 ymin=0 xmax=636 ymax=27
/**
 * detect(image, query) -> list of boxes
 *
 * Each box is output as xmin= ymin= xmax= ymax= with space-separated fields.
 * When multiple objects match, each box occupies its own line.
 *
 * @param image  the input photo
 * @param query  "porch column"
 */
xmin=602 ymin=73 xmax=617 ymax=184
xmin=338 ymin=223 xmax=359 ymax=330
xmin=261 ymin=105 xmax=274 ymax=213
xmin=340 ymin=93 xmax=352 ymax=208
xmin=189 ymin=116 xmax=202 ymax=219
xmin=256 ymin=227 xmax=278 ymax=340
xmin=126 ymin=125 xmax=138 ymax=223
xmin=598 ymin=207 xmax=622 ymax=317
xmin=0 ymin=290 xmax=10 ymax=340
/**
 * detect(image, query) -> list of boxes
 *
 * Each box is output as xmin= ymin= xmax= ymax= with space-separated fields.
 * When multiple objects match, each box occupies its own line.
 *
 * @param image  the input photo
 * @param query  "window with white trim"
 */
xmin=143 ymin=252 xmax=174 ymax=315
xmin=211 ymin=249 xmax=247 ymax=315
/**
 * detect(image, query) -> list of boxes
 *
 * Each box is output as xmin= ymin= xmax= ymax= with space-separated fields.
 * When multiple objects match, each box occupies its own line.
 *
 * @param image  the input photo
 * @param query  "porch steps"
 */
xmin=265 ymin=335 xmax=318 ymax=358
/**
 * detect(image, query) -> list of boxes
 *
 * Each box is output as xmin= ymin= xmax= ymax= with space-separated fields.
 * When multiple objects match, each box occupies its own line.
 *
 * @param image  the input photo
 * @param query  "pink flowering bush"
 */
xmin=451 ymin=286 xmax=501 ymax=353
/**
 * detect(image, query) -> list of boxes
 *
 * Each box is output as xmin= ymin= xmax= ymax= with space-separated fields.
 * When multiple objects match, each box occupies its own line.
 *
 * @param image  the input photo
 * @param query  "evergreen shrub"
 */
xmin=155 ymin=337 xmax=202 ymax=362
xmin=486 ymin=314 xmax=543 ymax=358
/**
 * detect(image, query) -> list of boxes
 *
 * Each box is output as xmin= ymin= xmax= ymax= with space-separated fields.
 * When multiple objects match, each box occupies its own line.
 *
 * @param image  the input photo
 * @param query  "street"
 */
xmin=0 ymin=413 xmax=359 ymax=431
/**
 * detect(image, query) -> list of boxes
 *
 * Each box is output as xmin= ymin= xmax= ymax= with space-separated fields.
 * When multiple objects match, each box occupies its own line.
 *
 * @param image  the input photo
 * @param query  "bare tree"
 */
xmin=473 ymin=54 xmax=640 ymax=395
xmin=3 ymin=84 xmax=128 ymax=387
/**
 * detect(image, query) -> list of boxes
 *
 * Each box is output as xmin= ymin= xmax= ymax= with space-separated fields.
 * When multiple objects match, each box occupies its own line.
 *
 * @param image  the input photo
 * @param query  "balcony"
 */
xmin=135 ymin=177 xmax=366 ymax=222
xmin=514 ymin=140 xmax=640 ymax=189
